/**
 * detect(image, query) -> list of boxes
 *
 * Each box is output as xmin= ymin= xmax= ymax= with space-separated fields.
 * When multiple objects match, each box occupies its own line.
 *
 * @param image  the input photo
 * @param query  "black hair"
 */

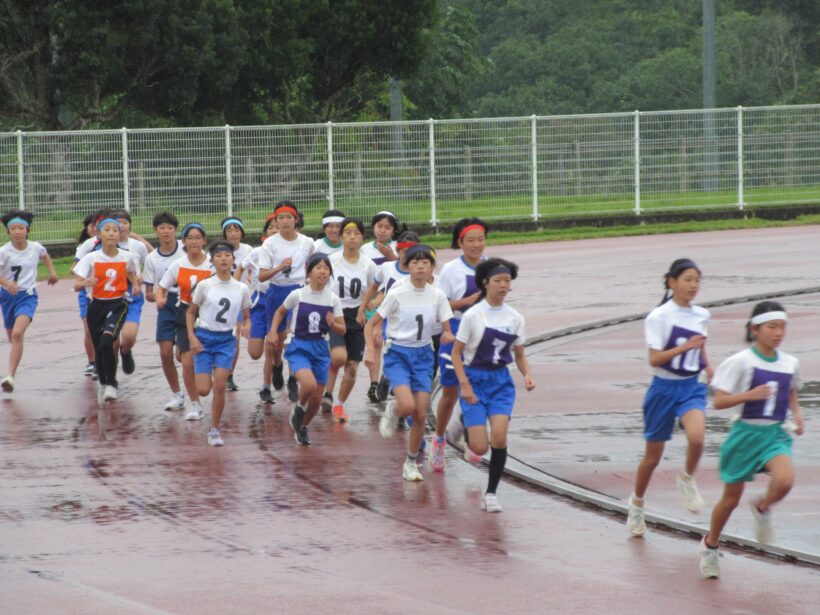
xmin=274 ymin=199 xmax=298 ymax=215
xmin=402 ymin=244 xmax=436 ymax=266
xmin=1 ymin=210 xmax=35 ymax=233
xmin=152 ymin=211 xmax=179 ymax=229
xmin=475 ymin=258 xmax=519 ymax=299
xmin=371 ymin=210 xmax=406 ymax=240
xmin=220 ymin=215 xmax=245 ymax=240
xmin=262 ymin=214 xmax=277 ymax=236
xmin=450 ymin=217 xmax=489 ymax=249
xmin=305 ymin=252 xmax=333 ymax=278
xmin=111 ymin=208 xmax=132 ymax=223
xmin=79 ymin=212 xmax=97 ymax=244
xmin=296 ymin=211 xmax=305 ymax=229
xmin=340 ymin=216 xmax=365 ymax=237
xmin=659 ymin=258 xmax=701 ymax=305
xmin=746 ymin=300 xmax=786 ymax=343
xmin=321 ymin=209 xmax=346 ymax=228
xmin=397 ymin=230 xmax=420 ymax=245
xmin=208 ymin=240 xmax=235 ymax=258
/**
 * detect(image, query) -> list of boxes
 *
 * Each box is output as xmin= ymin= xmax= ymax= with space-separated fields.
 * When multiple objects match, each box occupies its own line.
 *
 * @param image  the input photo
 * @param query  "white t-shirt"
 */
xmin=329 ymin=252 xmax=378 ymax=310
xmin=712 ymin=348 xmax=801 ymax=424
xmin=259 ymin=233 xmax=314 ymax=286
xmin=360 ymin=240 xmax=397 ymax=266
xmin=0 ymin=241 xmax=47 ymax=291
xmin=240 ymin=246 xmax=270 ymax=295
xmin=377 ymin=282 xmax=452 ymax=348
xmin=313 ymin=237 xmax=342 ymax=256
xmin=232 ymin=243 xmax=253 ymax=273
xmin=644 ymin=300 xmax=710 ymax=380
xmin=456 ymin=300 xmax=525 ymax=368
xmin=437 ymin=256 xmax=483 ymax=319
xmin=143 ymin=241 xmax=184 ymax=294
xmin=374 ymin=261 xmax=409 ymax=293
xmin=191 ymin=275 xmax=251 ymax=333
xmin=282 ymin=286 xmax=343 ymax=339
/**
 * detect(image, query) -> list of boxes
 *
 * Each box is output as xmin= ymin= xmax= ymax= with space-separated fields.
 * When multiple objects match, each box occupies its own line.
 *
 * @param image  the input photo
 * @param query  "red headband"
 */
xmin=458 ymin=223 xmax=485 ymax=240
xmin=275 ymin=206 xmax=298 ymax=218
xmin=397 ymin=241 xmax=417 ymax=250
xmin=265 ymin=213 xmax=277 ymax=223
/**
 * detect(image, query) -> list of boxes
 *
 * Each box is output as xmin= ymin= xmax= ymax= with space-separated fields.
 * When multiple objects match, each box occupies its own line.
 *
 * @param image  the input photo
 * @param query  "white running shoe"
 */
xmin=1 ymin=375 xmax=14 ymax=393
xmin=379 ymin=401 xmax=399 ymax=439
xmin=103 ymin=385 xmax=118 ymax=401
xmin=626 ymin=496 xmax=647 ymax=536
xmin=676 ymin=472 xmax=705 ymax=512
xmin=402 ymin=460 xmax=424 ymax=481
xmin=96 ymin=383 xmax=105 ymax=407
xmin=481 ymin=493 xmax=503 ymax=513
xmin=164 ymin=393 xmax=186 ymax=411
xmin=750 ymin=500 xmax=773 ymax=543
xmin=185 ymin=401 xmax=204 ymax=421
xmin=207 ymin=427 xmax=224 ymax=447
xmin=699 ymin=535 xmax=720 ymax=579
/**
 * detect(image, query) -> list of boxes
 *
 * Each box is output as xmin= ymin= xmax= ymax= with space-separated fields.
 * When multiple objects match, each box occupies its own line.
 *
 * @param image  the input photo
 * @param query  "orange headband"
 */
xmin=275 ymin=206 xmax=298 ymax=218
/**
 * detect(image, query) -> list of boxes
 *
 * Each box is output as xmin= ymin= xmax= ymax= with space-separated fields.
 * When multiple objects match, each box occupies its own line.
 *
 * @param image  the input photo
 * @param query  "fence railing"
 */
xmin=1 ymin=104 xmax=819 ymax=243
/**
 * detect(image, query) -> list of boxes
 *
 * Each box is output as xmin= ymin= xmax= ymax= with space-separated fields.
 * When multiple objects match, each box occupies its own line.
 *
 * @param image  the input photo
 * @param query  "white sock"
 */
xmin=630 ymin=493 xmax=644 ymax=506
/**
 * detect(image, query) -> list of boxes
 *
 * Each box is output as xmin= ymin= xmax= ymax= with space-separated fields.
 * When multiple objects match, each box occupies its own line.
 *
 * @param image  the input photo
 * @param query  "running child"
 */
xmin=698 ymin=301 xmax=804 ymax=579
xmin=450 ymin=258 xmax=535 ymax=510
xmin=627 ymin=258 xmax=712 ymax=537
xmin=220 ymin=216 xmax=253 ymax=392
xmin=0 ymin=211 xmax=59 ymax=392
xmin=269 ymin=253 xmax=345 ymax=445
xmin=156 ymin=223 xmax=213 ymax=421
xmin=72 ymin=211 xmax=105 ymax=378
xmin=187 ymin=242 xmax=251 ymax=446
xmin=313 ymin=209 xmax=346 ymax=256
xmin=73 ymin=217 xmax=140 ymax=405
xmin=323 ymin=217 xmax=378 ymax=422
xmin=365 ymin=245 xmax=454 ymax=482
xmin=143 ymin=212 xmax=185 ymax=411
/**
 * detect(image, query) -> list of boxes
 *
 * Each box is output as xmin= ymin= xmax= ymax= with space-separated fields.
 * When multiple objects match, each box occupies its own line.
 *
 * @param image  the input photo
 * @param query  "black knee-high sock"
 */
xmin=487 ymin=447 xmax=508 ymax=494
xmin=97 ymin=333 xmax=118 ymax=387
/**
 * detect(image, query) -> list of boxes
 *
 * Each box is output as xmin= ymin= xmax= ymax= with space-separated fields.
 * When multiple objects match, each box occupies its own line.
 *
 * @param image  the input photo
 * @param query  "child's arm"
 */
xmin=41 ymin=253 xmax=59 ymax=285
xmin=240 ymin=307 xmax=251 ymax=338
xmin=73 ymin=274 xmax=94 ymax=293
xmin=452 ymin=340 xmax=477 ymax=404
xmin=0 ymin=275 xmax=18 ymax=294
xmin=357 ymin=281 xmax=380 ymax=326
xmin=713 ymin=386 xmax=771 ymax=410
xmin=186 ymin=303 xmax=203 ymax=354
xmin=700 ymin=347 xmax=713 ymax=382
xmin=439 ymin=319 xmax=454 ymax=345
xmin=266 ymin=305 xmax=287 ymax=346
xmin=129 ymin=231 xmax=154 ymax=253
xmin=789 ymin=388 xmax=805 ymax=435
xmin=127 ymin=269 xmax=141 ymax=296
xmin=513 ymin=345 xmax=536 ymax=391
xmin=648 ymin=335 xmax=705 ymax=367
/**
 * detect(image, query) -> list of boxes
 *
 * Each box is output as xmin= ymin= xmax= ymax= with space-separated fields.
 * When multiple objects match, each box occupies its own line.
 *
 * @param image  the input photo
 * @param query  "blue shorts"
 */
xmin=125 ymin=291 xmax=144 ymax=324
xmin=1 ymin=289 xmax=38 ymax=328
xmin=77 ymin=288 xmax=89 ymax=319
xmin=460 ymin=366 xmax=516 ymax=428
xmin=438 ymin=317 xmax=461 ymax=387
xmin=156 ymin=292 xmax=178 ymax=342
xmin=285 ymin=337 xmax=330 ymax=385
xmin=193 ymin=328 xmax=236 ymax=374
xmin=642 ymin=375 xmax=707 ymax=441
xmin=384 ymin=343 xmax=434 ymax=394
xmin=265 ymin=284 xmax=300 ymax=334
xmin=249 ymin=301 xmax=269 ymax=340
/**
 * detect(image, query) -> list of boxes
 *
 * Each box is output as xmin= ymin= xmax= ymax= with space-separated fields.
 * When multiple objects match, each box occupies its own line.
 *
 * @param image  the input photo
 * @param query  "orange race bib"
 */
xmin=92 ymin=261 xmax=128 ymax=299
xmin=177 ymin=266 xmax=210 ymax=304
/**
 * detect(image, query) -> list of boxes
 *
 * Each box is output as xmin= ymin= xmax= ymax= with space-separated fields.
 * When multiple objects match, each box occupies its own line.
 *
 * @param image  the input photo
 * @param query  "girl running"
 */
xmin=313 ymin=209 xmax=346 ymax=256
xmin=0 ymin=211 xmax=59 ymax=392
xmin=699 ymin=301 xmax=804 ymax=578
xmin=220 ymin=216 xmax=253 ymax=392
xmin=258 ymin=201 xmax=314 ymax=399
xmin=156 ymin=223 xmax=213 ymax=421
xmin=432 ymin=217 xmax=488 ymax=471
xmin=627 ymin=258 xmax=712 ymax=537
xmin=451 ymin=258 xmax=535 ymax=511
xmin=365 ymin=245 xmax=454 ymax=482
xmin=143 ymin=212 xmax=185 ymax=411
xmin=73 ymin=217 xmax=139 ymax=405
xmin=324 ymin=218 xmax=378 ymax=422
xmin=187 ymin=241 xmax=251 ymax=446
xmin=73 ymin=211 xmax=104 ymax=378
xmin=269 ymin=253 xmax=345 ymax=445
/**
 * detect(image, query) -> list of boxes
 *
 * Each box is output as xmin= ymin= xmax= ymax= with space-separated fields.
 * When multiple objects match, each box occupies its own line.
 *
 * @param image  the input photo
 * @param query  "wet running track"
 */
xmin=2 ymin=227 xmax=819 ymax=613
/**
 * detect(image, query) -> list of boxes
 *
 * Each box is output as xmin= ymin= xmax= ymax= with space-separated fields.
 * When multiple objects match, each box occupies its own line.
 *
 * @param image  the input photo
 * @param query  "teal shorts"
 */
xmin=719 ymin=420 xmax=792 ymax=484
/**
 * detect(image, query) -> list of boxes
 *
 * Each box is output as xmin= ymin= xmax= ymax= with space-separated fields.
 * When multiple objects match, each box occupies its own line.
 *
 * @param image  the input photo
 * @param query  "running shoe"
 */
xmin=402 ymin=460 xmax=424 ymax=481
xmin=290 ymin=403 xmax=305 ymax=433
xmin=207 ymin=428 xmax=224 ymax=447
xmin=320 ymin=393 xmax=333 ymax=413
xmin=379 ymin=401 xmax=399 ymax=438
xmin=185 ymin=401 xmax=204 ymax=421
xmin=226 ymin=375 xmax=239 ymax=391
xmin=481 ymin=493 xmax=503 ymax=513
xmin=84 ymin=363 xmax=97 ymax=378
xmin=1 ymin=375 xmax=14 ymax=393
xmin=258 ymin=387 xmax=275 ymax=404
xmin=295 ymin=426 xmax=310 ymax=446
xmin=272 ymin=364 xmax=285 ymax=391
xmin=750 ymin=500 xmax=773 ymax=543
xmin=120 ymin=350 xmax=135 ymax=375
xmin=103 ymin=385 xmax=118 ymax=401
xmin=676 ymin=472 xmax=705 ymax=512
xmin=287 ymin=376 xmax=298 ymax=402
xmin=397 ymin=416 xmax=406 ymax=429
xmin=332 ymin=404 xmax=349 ymax=423
xmin=626 ymin=496 xmax=647 ymax=536
xmin=164 ymin=393 xmax=186 ymax=411
xmin=367 ymin=382 xmax=379 ymax=403
xmin=699 ymin=534 xmax=720 ymax=579
xmin=430 ymin=436 xmax=446 ymax=472
xmin=376 ymin=375 xmax=390 ymax=402
xmin=461 ymin=438 xmax=482 ymax=463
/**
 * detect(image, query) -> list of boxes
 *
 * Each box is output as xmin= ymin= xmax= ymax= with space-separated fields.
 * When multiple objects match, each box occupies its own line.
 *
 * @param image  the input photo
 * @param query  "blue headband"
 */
xmin=669 ymin=259 xmax=700 ymax=277
xmin=6 ymin=217 xmax=30 ymax=228
xmin=210 ymin=243 xmax=234 ymax=256
xmin=221 ymin=218 xmax=244 ymax=230
xmin=486 ymin=265 xmax=511 ymax=278
xmin=403 ymin=244 xmax=436 ymax=265
xmin=97 ymin=218 xmax=120 ymax=231
xmin=182 ymin=223 xmax=206 ymax=238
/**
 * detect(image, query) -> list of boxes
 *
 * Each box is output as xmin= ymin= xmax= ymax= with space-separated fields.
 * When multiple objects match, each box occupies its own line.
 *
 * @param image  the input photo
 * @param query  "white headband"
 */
xmin=751 ymin=311 xmax=787 ymax=325
xmin=322 ymin=216 xmax=345 ymax=226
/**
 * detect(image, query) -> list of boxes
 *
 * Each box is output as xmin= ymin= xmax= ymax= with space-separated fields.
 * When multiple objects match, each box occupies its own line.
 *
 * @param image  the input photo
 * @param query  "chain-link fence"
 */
xmin=1 ymin=105 xmax=819 ymax=243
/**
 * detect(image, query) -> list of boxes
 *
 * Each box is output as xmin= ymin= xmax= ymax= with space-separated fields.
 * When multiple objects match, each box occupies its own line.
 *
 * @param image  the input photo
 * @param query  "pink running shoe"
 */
xmin=430 ymin=436 xmax=446 ymax=472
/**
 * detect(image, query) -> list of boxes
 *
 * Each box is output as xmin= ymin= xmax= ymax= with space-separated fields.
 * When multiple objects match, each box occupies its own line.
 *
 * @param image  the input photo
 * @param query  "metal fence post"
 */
xmin=429 ymin=119 xmax=437 ymax=227
xmin=634 ymin=110 xmax=641 ymax=216
xmin=121 ymin=128 xmax=131 ymax=213
xmin=531 ymin=115 xmax=539 ymax=220
xmin=16 ymin=130 xmax=24 ymax=210
xmin=327 ymin=121 xmax=335 ymax=208
xmin=224 ymin=125 xmax=233 ymax=216
xmin=737 ymin=106 xmax=744 ymax=210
